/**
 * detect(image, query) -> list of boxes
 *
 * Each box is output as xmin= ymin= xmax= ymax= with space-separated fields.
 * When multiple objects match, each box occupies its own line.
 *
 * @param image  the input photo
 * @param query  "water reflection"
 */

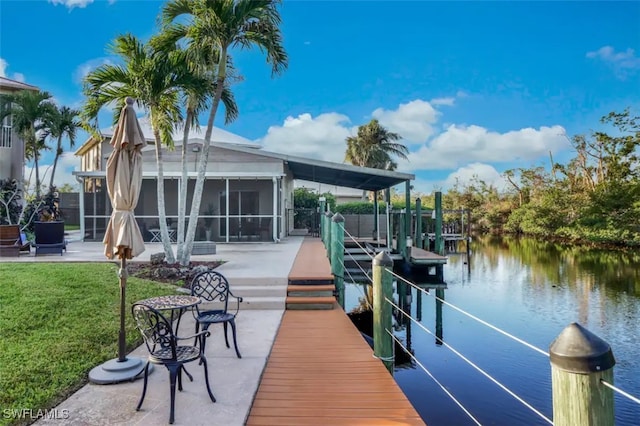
xmin=345 ymin=236 xmax=640 ymax=426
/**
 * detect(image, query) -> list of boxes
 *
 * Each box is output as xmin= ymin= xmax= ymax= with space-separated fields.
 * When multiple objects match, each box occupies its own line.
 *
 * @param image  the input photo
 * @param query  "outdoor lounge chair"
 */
xmin=190 ymin=271 xmax=243 ymax=358
xmin=0 ymin=224 xmax=21 ymax=257
xmin=34 ymin=221 xmax=67 ymax=256
xmin=131 ymin=303 xmax=216 ymax=424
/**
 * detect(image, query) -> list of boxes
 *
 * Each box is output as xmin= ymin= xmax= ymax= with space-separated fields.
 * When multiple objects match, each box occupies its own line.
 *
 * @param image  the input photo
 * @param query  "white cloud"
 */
xmin=259 ymin=112 xmax=354 ymax=163
xmin=408 ymin=164 xmax=507 ymax=195
xmin=586 ymin=46 xmax=640 ymax=79
xmin=401 ymin=124 xmax=568 ymax=171
xmin=48 ymin=0 xmax=95 ymax=9
xmin=25 ymin=153 xmax=81 ymax=192
xmin=0 ymin=58 xmax=27 ymax=82
xmin=0 ymin=58 xmax=7 ymax=77
xmin=430 ymin=97 xmax=455 ymax=106
xmin=443 ymin=163 xmax=508 ymax=192
xmin=73 ymin=57 xmax=115 ymax=83
xmin=372 ymin=99 xmax=440 ymax=144
xmin=255 ymin=98 xmax=567 ymax=193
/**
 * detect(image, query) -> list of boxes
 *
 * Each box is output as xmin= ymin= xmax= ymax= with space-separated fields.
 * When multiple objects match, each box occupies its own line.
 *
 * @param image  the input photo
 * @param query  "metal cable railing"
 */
xmin=601 ymin=380 xmax=640 ymax=405
xmin=329 ymin=226 xmax=640 ymax=419
xmin=338 ymin=240 xmax=373 ymax=283
xmin=387 ymin=297 xmax=554 ymax=425
xmin=387 ymin=269 xmax=550 ymax=357
xmin=342 ymin=261 xmax=373 ymax=311
xmin=385 ymin=268 xmax=640 ymax=411
xmin=343 ymin=228 xmax=376 ymax=260
xmin=388 ymin=330 xmax=482 ymax=426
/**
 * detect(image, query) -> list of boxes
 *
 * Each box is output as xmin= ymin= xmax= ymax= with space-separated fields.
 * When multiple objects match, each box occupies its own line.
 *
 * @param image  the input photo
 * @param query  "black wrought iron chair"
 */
xmin=190 ymin=271 xmax=243 ymax=358
xmin=131 ymin=303 xmax=216 ymax=424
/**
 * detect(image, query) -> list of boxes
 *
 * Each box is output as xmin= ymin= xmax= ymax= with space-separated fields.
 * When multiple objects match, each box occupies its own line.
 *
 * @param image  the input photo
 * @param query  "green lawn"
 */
xmin=0 ymin=263 xmax=179 ymax=426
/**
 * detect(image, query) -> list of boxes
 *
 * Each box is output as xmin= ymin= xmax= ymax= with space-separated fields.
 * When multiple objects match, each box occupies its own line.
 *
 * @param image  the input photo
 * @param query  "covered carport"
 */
xmin=222 ymin=144 xmax=415 ymax=247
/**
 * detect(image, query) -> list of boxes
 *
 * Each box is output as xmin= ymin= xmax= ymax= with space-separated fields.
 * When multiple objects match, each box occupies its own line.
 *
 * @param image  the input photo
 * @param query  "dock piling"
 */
xmin=373 ymin=251 xmax=394 ymax=374
xmin=549 ymin=323 xmax=615 ymax=426
xmin=331 ymin=213 xmax=345 ymax=309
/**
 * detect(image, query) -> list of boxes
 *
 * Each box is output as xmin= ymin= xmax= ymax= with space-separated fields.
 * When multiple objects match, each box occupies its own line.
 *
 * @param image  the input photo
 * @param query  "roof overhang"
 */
xmin=212 ymin=143 xmax=414 ymax=191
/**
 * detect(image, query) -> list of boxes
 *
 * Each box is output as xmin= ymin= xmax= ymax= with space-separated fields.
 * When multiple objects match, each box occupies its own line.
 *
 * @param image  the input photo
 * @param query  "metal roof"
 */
xmin=212 ymin=143 xmax=414 ymax=191
xmin=0 ymin=76 xmax=39 ymax=92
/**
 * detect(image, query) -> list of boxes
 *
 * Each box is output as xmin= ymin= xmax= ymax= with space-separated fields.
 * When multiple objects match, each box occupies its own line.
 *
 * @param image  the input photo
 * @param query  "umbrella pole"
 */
xmin=118 ymin=255 xmax=127 ymax=362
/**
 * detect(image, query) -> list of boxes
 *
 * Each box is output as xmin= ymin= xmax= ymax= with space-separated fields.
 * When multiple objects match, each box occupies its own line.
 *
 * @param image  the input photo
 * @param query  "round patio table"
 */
xmin=136 ymin=295 xmax=200 ymax=334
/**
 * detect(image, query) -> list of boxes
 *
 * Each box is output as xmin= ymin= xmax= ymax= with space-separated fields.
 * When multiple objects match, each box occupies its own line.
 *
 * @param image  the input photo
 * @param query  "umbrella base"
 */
xmin=88 ymin=357 xmax=152 ymax=384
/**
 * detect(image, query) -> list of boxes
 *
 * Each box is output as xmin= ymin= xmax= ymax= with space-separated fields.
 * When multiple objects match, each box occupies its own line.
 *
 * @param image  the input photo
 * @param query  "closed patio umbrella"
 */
xmin=89 ymin=97 xmax=148 ymax=384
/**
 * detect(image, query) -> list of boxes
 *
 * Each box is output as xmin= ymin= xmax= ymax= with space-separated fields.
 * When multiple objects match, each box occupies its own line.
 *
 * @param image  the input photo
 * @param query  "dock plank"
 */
xmin=410 ymin=246 xmax=447 ymax=264
xmin=288 ymin=237 xmax=333 ymax=284
xmin=247 ymin=307 xmax=425 ymax=425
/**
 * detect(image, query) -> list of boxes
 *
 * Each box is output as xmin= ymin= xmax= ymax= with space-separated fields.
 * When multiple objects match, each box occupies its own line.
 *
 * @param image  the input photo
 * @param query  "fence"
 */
xmin=320 ymin=212 xmax=640 ymax=425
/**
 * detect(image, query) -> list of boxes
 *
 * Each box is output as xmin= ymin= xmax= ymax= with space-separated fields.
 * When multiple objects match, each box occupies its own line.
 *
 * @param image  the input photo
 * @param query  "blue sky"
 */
xmin=1 ymin=0 xmax=639 ymax=193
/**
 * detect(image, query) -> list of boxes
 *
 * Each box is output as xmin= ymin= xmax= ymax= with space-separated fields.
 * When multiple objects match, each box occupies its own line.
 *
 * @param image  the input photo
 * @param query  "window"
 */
xmin=0 ymin=107 xmax=11 ymax=148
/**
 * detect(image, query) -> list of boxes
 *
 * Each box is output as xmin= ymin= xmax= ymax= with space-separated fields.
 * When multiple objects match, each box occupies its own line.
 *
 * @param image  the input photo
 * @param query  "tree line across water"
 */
xmin=298 ymin=109 xmax=640 ymax=249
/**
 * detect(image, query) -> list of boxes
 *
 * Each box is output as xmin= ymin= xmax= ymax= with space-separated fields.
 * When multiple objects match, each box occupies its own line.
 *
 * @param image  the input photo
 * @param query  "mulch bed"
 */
xmin=128 ymin=260 xmax=224 ymax=288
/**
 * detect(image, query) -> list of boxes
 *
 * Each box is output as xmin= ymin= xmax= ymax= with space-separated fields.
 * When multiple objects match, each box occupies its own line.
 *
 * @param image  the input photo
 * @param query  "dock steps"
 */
xmin=286 ymin=237 xmax=336 ymax=310
xmin=285 ymin=296 xmax=336 ymax=310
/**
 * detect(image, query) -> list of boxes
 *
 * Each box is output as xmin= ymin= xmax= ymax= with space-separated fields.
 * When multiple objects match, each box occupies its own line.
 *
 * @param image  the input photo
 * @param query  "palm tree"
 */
xmin=47 ymin=106 xmax=80 ymax=191
xmin=345 ymin=119 xmax=408 ymax=169
xmin=81 ymin=34 xmax=211 ymax=263
xmin=0 ymin=90 xmax=56 ymax=197
xmin=345 ymin=119 xmax=409 ymax=199
xmin=151 ymin=30 xmax=239 ymax=263
xmin=161 ymin=0 xmax=288 ymax=264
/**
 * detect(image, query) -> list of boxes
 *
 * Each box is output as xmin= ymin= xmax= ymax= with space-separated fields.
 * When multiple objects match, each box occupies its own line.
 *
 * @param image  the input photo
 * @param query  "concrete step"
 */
xmin=223 ymin=276 xmax=288 ymax=286
xmin=287 ymin=284 xmax=334 ymax=297
xmin=241 ymin=296 xmax=284 ymax=310
xmin=231 ymin=285 xmax=288 ymax=298
xmin=285 ymin=296 xmax=335 ymax=310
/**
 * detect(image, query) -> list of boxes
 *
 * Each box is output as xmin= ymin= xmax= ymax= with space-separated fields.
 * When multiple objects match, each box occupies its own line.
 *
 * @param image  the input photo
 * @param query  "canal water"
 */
xmin=344 ymin=236 xmax=640 ymax=426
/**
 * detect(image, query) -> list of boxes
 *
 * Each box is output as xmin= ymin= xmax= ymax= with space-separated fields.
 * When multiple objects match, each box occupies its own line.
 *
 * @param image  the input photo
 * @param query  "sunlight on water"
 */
xmin=345 ymin=236 xmax=640 ymax=426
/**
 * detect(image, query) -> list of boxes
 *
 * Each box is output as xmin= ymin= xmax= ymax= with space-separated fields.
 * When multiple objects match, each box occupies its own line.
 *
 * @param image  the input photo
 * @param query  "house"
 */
xmin=0 ymin=77 xmax=40 ymax=185
xmin=73 ymin=118 xmax=414 ymax=243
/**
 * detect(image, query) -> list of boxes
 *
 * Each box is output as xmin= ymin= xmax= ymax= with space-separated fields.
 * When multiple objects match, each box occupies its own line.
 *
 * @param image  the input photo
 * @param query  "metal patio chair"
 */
xmin=190 ymin=270 xmax=243 ymax=358
xmin=131 ymin=303 xmax=216 ymax=424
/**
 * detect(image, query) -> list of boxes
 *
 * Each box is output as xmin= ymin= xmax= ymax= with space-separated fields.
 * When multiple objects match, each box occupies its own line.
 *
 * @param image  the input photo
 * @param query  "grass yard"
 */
xmin=0 ymin=263 xmax=179 ymax=426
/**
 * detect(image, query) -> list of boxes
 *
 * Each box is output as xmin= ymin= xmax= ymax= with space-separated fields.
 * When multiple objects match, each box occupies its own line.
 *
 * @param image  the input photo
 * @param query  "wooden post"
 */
xmin=373 ymin=191 xmax=379 ymax=241
xmin=435 ymin=288 xmax=444 ymax=346
xmin=404 ymin=180 xmax=412 ymax=259
xmin=373 ymin=251 xmax=394 ymax=374
xmin=325 ymin=211 xmax=333 ymax=258
xmin=385 ymin=189 xmax=392 ymax=250
xmin=397 ymin=213 xmax=406 ymax=259
xmin=435 ymin=191 xmax=444 ymax=255
xmin=466 ymin=208 xmax=472 ymax=258
xmin=318 ymin=197 xmax=326 ymax=239
xmin=331 ymin=213 xmax=345 ymax=309
xmin=415 ymin=198 xmax=422 ymax=250
xmin=549 ymin=323 xmax=615 ymax=426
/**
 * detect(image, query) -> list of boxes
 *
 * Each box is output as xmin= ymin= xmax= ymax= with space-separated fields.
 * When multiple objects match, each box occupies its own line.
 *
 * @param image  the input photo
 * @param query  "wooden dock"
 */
xmin=286 ymin=237 xmax=335 ymax=309
xmin=288 ymin=237 xmax=333 ymax=284
xmin=409 ymin=247 xmax=447 ymax=265
xmin=246 ymin=306 xmax=425 ymax=425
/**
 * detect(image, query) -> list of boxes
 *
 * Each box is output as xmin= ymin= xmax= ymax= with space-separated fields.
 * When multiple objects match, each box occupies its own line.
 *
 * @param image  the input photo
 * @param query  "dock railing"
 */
xmin=323 ymin=221 xmax=640 ymax=425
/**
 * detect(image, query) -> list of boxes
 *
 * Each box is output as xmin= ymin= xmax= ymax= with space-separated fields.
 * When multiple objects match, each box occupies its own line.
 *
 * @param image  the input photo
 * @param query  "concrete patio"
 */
xmin=1 ymin=236 xmax=307 ymax=425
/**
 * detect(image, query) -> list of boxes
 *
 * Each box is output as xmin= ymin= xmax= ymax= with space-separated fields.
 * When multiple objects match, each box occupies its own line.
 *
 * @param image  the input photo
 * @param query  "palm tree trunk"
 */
xmin=34 ymin=142 xmax=41 ymax=198
xmin=176 ymin=108 xmax=193 ymax=264
xmin=153 ymin=127 xmax=176 ymax=263
xmin=49 ymin=137 xmax=62 ymax=191
xmin=181 ymin=49 xmax=228 ymax=265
